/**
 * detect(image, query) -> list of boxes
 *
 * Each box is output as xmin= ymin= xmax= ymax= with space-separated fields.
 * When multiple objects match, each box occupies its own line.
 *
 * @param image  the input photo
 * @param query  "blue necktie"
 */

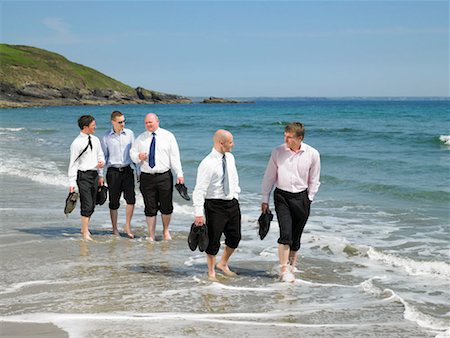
xmin=149 ymin=132 xmax=156 ymax=168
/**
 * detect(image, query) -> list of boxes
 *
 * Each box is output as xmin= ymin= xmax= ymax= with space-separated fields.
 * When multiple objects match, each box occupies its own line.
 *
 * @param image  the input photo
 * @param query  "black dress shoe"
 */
xmin=64 ymin=192 xmax=79 ymax=215
xmin=258 ymin=210 xmax=274 ymax=240
xmin=96 ymin=185 xmax=108 ymax=205
xmin=188 ymin=223 xmax=200 ymax=251
xmin=175 ymin=183 xmax=191 ymax=200
xmin=197 ymin=225 xmax=209 ymax=252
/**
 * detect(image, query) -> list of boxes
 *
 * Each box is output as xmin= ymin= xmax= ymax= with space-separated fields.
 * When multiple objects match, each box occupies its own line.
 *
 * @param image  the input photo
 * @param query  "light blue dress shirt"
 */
xmin=101 ymin=128 xmax=135 ymax=169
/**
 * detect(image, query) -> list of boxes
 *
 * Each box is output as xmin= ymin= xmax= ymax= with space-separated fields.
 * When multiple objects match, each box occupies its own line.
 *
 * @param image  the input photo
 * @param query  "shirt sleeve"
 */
xmin=101 ymin=134 xmax=109 ymax=168
xmin=192 ymin=159 xmax=213 ymax=217
xmin=95 ymin=137 xmax=105 ymax=177
xmin=229 ymin=154 xmax=241 ymax=196
xmin=169 ymin=134 xmax=184 ymax=178
xmin=261 ymin=149 xmax=278 ymax=204
xmin=68 ymin=141 xmax=79 ymax=187
xmin=307 ymin=150 xmax=321 ymax=201
xmin=130 ymin=134 xmax=142 ymax=164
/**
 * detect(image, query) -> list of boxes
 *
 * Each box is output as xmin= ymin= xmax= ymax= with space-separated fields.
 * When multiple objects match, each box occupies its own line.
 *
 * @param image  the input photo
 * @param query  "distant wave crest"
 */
xmin=439 ymin=135 xmax=450 ymax=145
xmin=367 ymin=247 xmax=450 ymax=279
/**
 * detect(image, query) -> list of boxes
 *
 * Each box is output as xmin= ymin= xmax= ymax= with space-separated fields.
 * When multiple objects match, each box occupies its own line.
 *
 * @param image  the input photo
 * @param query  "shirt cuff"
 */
xmin=194 ymin=206 xmax=204 ymax=217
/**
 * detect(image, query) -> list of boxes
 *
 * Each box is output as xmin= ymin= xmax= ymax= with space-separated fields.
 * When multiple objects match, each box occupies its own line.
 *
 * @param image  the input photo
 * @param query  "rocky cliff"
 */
xmin=0 ymin=44 xmax=191 ymax=108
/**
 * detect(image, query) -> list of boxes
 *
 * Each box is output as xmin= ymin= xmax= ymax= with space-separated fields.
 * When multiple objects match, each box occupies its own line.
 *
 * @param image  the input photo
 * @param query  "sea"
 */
xmin=0 ymin=99 xmax=449 ymax=338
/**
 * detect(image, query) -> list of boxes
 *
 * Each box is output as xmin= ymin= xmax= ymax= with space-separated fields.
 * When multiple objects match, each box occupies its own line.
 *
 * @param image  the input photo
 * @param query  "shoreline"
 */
xmin=0 ymin=321 xmax=69 ymax=338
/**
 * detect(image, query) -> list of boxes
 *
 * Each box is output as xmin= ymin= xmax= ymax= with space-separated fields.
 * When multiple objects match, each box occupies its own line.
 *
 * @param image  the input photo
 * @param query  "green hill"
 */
xmin=0 ymin=44 xmax=191 ymax=108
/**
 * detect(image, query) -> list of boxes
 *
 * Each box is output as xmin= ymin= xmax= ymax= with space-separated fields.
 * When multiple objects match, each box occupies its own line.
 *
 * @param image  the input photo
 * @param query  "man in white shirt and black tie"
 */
xmin=68 ymin=115 xmax=105 ymax=241
xmin=130 ymin=113 xmax=184 ymax=241
xmin=261 ymin=122 xmax=321 ymax=282
xmin=193 ymin=130 xmax=241 ymax=281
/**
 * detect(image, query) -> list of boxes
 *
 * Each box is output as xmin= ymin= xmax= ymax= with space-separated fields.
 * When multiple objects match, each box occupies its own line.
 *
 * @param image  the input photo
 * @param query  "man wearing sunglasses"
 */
xmin=101 ymin=110 xmax=136 ymax=238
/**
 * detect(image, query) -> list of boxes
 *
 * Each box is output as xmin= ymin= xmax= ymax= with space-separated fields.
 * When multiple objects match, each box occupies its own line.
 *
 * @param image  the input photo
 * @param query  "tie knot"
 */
xmin=152 ymin=132 xmax=156 ymax=136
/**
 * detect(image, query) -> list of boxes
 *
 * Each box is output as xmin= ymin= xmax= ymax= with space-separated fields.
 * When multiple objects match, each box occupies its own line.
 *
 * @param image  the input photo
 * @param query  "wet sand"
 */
xmin=1 ymin=322 xmax=69 ymax=338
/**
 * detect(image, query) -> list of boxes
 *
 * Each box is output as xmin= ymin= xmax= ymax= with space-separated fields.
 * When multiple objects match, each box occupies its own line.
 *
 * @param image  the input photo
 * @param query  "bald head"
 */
xmin=214 ymin=129 xmax=234 ymax=154
xmin=144 ymin=113 xmax=160 ymax=132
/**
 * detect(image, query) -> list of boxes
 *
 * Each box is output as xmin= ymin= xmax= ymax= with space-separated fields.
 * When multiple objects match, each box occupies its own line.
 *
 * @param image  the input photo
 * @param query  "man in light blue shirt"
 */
xmin=101 ymin=111 xmax=136 ymax=238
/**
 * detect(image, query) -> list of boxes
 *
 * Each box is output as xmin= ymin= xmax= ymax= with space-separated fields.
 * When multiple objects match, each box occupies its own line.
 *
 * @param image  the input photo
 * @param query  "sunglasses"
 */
xmin=116 ymin=120 xmax=126 ymax=124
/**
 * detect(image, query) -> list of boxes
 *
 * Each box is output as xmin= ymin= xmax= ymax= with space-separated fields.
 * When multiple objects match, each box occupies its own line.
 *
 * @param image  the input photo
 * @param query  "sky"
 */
xmin=1 ymin=1 xmax=449 ymax=97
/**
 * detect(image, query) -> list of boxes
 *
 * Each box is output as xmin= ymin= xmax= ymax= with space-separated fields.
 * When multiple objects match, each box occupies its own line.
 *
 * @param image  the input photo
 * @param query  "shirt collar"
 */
xmin=284 ymin=142 xmax=305 ymax=154
xmin=109 ymin=128 xmax=126 ymax=135
xmin=211 ymin=147 xmax=225 ymax=159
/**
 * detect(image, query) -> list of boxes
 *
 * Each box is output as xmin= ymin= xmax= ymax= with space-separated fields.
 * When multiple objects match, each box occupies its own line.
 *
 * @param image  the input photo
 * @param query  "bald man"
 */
xmin=130 ymin=113 xmax=184 ymax=241
xmin=192 ymin=130 xmax=241 ymax=281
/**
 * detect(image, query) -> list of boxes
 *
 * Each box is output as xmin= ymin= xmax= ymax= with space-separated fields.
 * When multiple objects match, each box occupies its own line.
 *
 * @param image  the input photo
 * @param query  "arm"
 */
xmin=101 ymin=134 xmax=109 ymax=169
xmin=261 ymin=149 xmax=277 ymax=204
xmin=130 ymin=135 xmax=143 ymax=163
xmin=68 ymin=141 xmax=79 ymax=191
xmin=192 ymin=159 xmax=212 ymax=222
xmin=307 ymin=151 xmax=321 ymax=201
xmin=170 ymin=134 xmax=184 ymax=183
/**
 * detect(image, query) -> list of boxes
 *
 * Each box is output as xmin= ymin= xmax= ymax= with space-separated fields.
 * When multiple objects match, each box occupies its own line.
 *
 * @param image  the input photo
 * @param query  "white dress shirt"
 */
xmin=101 ymin=128 xmax=135 ymax=168
xmin=130 ymin=127 xmax=183 ymax=178
xmin=261 ymin=142 xmax=320 ymax=203
xmin=193 ymin=148 xmax=241 ymax=217
xmin=68 ymin=132 xmax=105 ymax=187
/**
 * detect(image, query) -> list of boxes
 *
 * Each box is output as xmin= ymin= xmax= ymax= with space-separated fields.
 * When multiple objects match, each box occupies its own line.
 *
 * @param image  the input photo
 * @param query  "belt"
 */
xmin=141 ymin=170 xmax=170 ymax=176
xmin=108 ymin=165 xmax=131 ymax=172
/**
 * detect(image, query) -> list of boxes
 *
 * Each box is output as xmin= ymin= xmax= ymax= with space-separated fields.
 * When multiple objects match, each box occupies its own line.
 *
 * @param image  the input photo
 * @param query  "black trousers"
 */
xmin=139 ymin=171 xmax=173 ymax=216
xmin=204 ymin=198 xmax=241 ymax=256
xmin=274 ymin=188 xmax=311 ymax=252
xmin=106 ymin=166 xmax=136 ymax=210
xmin=77 ymin=170 xmax=98 ymax=217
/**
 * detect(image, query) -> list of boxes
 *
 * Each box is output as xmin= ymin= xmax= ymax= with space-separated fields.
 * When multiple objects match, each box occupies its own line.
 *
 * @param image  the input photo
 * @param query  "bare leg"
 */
xmin=110 ymin=209 xmax=119 ymax=235
xmin=207 ymin=254 xmax=218 ymax=281
xmin=278 ymin=244 xmax=290 ymax=273
xmin=80 ymin=216 xmax=92 ymax=241
xmin=124 ymin=204 xmax=135 ymax=238
xmin=146 ymin=216 xmax=156 ymax=241
xmin=216 ymin=245 xmax=237 ymax=276
xmin=161 ymin=213 xmax=172 ymax=240
xmin=289 ymin=250 xmax=298 ymax=272
xmin=278 ymin=244 xmax=295 ymax=282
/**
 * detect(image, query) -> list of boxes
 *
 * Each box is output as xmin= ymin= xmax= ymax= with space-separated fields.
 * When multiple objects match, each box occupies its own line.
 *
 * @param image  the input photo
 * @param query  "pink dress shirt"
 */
xmin=261 ymin=142 xmax=321 ymax=203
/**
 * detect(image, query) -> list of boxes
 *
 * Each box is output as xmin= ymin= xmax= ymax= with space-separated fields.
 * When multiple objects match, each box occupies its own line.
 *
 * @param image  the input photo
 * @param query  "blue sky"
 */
xmin=1 ymin=1 xmax=449 ymax=97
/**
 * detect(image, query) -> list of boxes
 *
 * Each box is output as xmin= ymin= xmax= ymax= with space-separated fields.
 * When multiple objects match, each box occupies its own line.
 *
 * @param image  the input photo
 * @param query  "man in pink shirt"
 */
xmin=261 ymin=122 xmax=321 ymax=282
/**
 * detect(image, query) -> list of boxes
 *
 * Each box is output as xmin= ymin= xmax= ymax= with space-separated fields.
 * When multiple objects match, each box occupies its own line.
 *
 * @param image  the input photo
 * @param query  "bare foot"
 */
xmin=163 ymin=232 xmax=172 ymax=240
xmin=207 ymin=274 xmax=219 ymax=282
xmin=83 ymin=234 xmax=93 ymax=241
xmin=112 ymin=230 xmax=120 ymax=236
xmin=216 ymin=262 xmax=237 ymax=277
xmin=146 ymin=237 xmax=154 ymax=243
xmin=124 ymin=228 xmax=134 ymax=239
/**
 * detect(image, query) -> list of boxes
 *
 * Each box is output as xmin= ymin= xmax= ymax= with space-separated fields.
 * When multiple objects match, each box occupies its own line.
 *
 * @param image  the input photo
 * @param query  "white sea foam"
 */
xmin=0 ymin=158 xmax=67 ymax=187
xmin=0 ymin=127 xmax=25 ymax=132
xmin=439 ymin=135 xmax=450 ymax=145
xmin=367 ymin=247 xmax=450 ymax=279
xmin=359 ymin=278 xmax=450 ymax=331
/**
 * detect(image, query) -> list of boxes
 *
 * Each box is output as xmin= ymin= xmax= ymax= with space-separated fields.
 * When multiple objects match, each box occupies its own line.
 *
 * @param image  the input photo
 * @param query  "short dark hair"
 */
xmin=111 ymin=110 xmax=123 ymax=121
xmin=78 ymin=115 xmax=95 ymax=130
xmin=285 ymin=122 xmax=305 ymax=138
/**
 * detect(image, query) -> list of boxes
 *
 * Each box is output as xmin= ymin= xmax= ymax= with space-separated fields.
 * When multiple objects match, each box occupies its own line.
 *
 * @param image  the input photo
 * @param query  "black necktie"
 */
xmin=75 ymin=135 xmax=93 ymax=162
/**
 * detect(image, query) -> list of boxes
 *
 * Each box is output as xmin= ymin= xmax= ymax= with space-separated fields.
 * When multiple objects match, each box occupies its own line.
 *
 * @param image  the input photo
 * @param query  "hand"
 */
xmin=98 ymin=177 xmax=104 ymax=186
xmin=69 ymin=186 xmax=75 ymax=193
xmin=139 ymin=152 xmax=148 ymax=161
xmin=194 ymin=216 xmax=204 ymax=226
xmin=261 ymin=203 xmax=269 ymax=213
xmin=177 ymin=177 xmax=185 ymax=184
xmin=97 ymin=161 xmax=104 ymax=169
